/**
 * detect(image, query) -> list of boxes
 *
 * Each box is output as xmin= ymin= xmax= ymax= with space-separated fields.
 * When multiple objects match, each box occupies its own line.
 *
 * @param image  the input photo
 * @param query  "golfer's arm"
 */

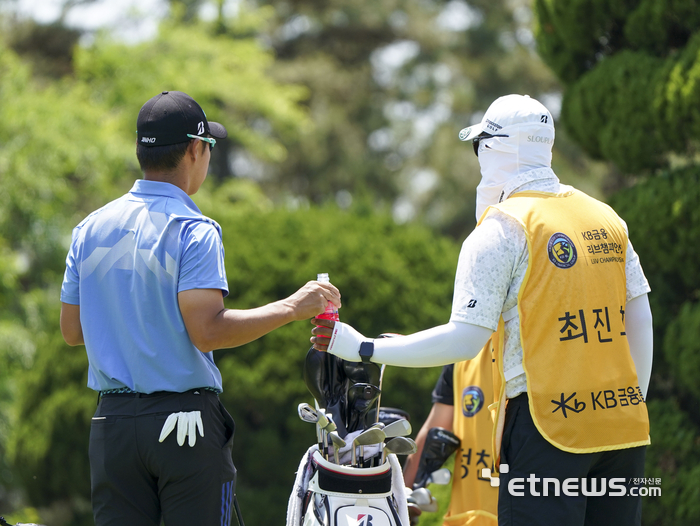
xmin=625 ymin=293 xmax=653 ymax=398
xmin=179 ymin=288 xmax=297 ymax=353
xmin=60 ymin=302 xmax=84 ymax=346
xmin=403 ymin=403 xmax=454 ymax=488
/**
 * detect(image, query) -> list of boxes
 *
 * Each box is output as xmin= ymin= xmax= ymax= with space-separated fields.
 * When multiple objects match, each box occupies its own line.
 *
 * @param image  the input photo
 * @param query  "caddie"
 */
xmin=312 ymin=94 xmax=653 ymax=526
xmin=404 ymin=340 xmax=498 ymax=526
xmin=60 ymin=90 xmax=340 ymax=526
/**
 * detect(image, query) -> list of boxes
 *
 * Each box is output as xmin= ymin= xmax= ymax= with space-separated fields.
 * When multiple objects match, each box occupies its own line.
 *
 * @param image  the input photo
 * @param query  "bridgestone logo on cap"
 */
xmin=141 ymin=137 xmax=156 ymax=143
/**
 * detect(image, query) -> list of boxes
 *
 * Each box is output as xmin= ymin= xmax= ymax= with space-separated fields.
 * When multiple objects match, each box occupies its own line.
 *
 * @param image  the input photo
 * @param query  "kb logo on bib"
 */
xmin=547 ymin=233 xmax=577 ymax=269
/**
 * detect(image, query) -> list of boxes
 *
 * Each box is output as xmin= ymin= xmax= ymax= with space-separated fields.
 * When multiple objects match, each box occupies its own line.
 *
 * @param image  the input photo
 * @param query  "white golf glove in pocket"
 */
xmin=158 ymin=411 xmax=204 ymax=447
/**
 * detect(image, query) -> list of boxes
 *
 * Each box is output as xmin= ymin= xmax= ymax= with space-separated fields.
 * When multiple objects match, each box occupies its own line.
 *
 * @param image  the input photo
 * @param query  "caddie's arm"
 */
xmin=179 ymin=280 xmax=340 ymax=353
xmin=312 ymin=319 xmax=492 ymax=367
xmin=625 ymin=293 xmax=653 ymax=398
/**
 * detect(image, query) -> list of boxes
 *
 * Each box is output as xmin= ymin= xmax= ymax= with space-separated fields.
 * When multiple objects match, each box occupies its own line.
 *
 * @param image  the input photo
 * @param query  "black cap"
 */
xmin=137 ymin=91 xmax=227 ymax=147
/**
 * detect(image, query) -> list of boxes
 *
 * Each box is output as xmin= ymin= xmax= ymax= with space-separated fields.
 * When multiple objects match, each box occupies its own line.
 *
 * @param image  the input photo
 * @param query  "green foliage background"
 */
xmin=535 ymin=1 xmax=700 ymax=524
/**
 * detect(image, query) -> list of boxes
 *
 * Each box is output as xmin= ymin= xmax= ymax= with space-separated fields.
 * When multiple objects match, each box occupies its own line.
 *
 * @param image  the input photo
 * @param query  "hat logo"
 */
xmin=197 ymin=121 xmax=205 ymax=135
xmin=141 ymin=137 xmax=156 ymax=143
xmin=540 ymin=115 xmax=548 ymax=124
xmin=459 ymin=127 xmax=471 ymax=141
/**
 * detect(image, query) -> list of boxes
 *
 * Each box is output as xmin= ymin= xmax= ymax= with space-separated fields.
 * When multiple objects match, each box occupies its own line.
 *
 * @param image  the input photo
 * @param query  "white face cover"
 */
xmin=475 ymin=122 xmax=554 ymax=221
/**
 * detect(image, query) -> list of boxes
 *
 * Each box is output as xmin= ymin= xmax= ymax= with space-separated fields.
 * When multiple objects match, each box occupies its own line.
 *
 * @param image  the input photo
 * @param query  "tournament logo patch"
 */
xmin=547 ymin=232 xmax=577 ymax=269
xmin=462 ymin=386 xmax=484 ymax=417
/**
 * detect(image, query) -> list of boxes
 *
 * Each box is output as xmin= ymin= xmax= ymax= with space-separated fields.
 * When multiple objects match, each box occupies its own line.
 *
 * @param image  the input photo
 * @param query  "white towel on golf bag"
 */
xmin=389 ymin=453 xmax=411 ymax=526
xmin=335 ymin=428 xmax=382 ymax=465
xmin=286 ymin=445 xmax=317 ymax=526
xmin=285 ymin=445 xmax=411 ymax=526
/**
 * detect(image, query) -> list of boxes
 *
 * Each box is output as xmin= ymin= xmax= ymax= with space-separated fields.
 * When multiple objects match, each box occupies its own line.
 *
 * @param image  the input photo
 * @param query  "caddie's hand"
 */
xmin=158 ymin=411 xmax=204 ymax=447
xmin=285 ymin=280 xmax=341 ymax=321
xmin=311 ymin=317 xmax=335 ymax=351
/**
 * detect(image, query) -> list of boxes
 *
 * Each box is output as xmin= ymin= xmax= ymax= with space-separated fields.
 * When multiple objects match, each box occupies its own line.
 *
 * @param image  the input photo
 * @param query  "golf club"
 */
xmin=382 ymin=418 xmax=411 ymax=438
xmin=352 ymin=427 xmax=386 ymax=467
xmin=328 ymin=431 xmax=346 ymax=464
xmin=298 ymin=402 xmax=324 ymax=453
xmin=408 ymin=487 xmax=438 ymax=512
xmin=297 ymin=402 xmax=319 ymax=424
xmin=427 ymin=467 xmax=452 ymax=485
xmin=382 ymin=436 xmax=417 ymax=463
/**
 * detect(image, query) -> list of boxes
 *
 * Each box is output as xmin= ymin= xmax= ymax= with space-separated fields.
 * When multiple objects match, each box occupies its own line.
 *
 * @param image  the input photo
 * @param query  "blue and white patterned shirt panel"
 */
xmin=450 ymin=170 xmax=651 ymax=399
xmin=60 ymin=180 xmax=227 ymax=393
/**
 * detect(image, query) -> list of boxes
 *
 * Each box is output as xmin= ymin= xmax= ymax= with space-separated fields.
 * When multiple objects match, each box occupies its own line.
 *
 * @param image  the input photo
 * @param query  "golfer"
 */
xmin=313 ymin=94 xmax=653 ymax=526
xmin=60 ymin=91 xmax=340 ymax=526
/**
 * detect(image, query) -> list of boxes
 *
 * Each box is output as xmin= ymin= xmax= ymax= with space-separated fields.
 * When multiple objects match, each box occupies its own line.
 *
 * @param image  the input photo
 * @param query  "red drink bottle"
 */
xmin=316 ymin=273 xmax=339 ymax=321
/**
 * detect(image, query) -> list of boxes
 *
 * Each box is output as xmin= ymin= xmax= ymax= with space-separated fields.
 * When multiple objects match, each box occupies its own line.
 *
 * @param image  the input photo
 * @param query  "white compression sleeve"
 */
xmin=625 ymin=293 xmax=653 ymax=399
xmin=326 ymin=321 xmax=492 ymax=367
xmin=373 ymin=321 xmax=492 ymax=367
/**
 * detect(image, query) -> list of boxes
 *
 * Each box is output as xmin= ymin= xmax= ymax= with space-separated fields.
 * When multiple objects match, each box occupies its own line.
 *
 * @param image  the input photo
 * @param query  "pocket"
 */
xmin=218 ymin=401 xmax=236 ymax=449
xmin=218 ymin=401 xmax=237 ymax=483
xmin=89 ymin=415 xmax=117 ymax=442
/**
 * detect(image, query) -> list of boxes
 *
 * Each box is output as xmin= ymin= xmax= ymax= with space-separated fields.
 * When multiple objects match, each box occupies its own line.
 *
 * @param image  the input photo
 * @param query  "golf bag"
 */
xmin=288 ymin=347 xmax=414 ymax=526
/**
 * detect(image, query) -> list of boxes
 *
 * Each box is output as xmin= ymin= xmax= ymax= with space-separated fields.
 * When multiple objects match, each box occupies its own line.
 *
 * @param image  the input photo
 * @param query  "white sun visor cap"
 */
xmin=458 ymin=94 xmax=555 ymax=150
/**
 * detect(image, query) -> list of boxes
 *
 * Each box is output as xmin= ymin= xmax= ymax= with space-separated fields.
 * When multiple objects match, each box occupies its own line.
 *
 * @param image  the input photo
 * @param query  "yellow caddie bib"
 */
xmin=443 ymin=342 xmax=498 ymax=526
xmin=486 ymin=190 xmax=649 ymax=458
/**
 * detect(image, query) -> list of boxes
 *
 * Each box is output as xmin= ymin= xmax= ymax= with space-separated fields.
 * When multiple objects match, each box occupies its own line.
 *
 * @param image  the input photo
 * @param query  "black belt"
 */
xmin=98 ymin=387 xmax=220 ymax=399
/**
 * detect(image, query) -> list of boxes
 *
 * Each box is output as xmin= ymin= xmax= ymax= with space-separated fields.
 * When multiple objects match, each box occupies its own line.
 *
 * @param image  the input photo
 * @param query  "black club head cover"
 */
xmin=303 ymin=347 xmax=329 ymax=409
xmin=346 ymin=382 xmax=382 ymax=433
xmin=413 ymin=427 xmax=461 ymax=489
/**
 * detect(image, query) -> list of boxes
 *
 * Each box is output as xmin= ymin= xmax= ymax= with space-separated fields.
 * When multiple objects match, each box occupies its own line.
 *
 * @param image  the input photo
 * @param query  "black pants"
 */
xmin=498 ymin=394 xmax=645 ymax=526
xmin=89 ymin=389 xmax=237 ymax=526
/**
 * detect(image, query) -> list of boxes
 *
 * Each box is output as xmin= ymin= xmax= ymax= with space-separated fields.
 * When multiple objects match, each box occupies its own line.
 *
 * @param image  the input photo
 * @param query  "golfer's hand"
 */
xmin=285 ymin=281 xmax=341 ymax=321
xmin=158 ymin=411 xmax=204 ymax=447
xmin=311 ymin=317 xmax=336 ymax=351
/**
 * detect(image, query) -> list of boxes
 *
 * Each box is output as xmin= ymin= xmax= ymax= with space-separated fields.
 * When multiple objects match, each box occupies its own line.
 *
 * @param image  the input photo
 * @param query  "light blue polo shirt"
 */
xmin=61 ymin=180 xmax=228 ymax=393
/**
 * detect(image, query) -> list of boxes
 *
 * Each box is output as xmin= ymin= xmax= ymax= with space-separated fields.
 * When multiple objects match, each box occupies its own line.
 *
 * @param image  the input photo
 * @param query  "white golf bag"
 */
xmin=287 ymin=447 xmax=410 ymax=526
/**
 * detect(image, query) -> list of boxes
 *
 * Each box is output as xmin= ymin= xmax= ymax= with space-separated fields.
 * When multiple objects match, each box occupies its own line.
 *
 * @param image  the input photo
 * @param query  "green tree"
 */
xmin=0 ymin=7 xmax=311 ymax=522
xmin=534 ymin=2 xmax=700 ymax=524
xmin=206 ymin=201 xmax=460 ymax=524
xmin=247 ymin=0 xmax=607 ymax=238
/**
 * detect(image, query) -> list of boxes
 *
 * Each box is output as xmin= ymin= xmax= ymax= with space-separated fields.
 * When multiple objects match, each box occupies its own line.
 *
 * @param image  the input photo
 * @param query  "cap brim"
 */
xmin=208 ymin=121 xmax=228 ymax=140
xmin=458 ymin=124 xmax=483 ymax=142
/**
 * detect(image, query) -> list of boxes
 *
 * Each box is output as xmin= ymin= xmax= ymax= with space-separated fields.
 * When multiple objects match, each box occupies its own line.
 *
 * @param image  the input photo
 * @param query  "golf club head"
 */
xmin=303 ymin=348 xmax=328 ymax=408
xmin=385 ymin=436 xmax=418 ymax=456
xmin=408 ymin=487 xmax=433 ymax=507
xmin=316 ymin=409 xmax=330 ymax=429
xmin=297 ymin=402 xmax=318 ymax=424
xmin=353 ymin=427 xmax=387 ymax=447
xmin=328 ymin=430 xmax=346 ymax=449
xmin=413 ymin=427 xmax=461 ymax=489
xmin=383 ymin=418 xmax=411 ymax=438
xmin=346 ymin=383 xmax=381 ymax=432
xmin=328 ymin=430 xmax=346 ymax=464
xmin=342 ymin=360 xmax=382 ymax=386
xmin=427 ymin=467 xmax=452 ymax=485
xmin=370 ymin=406 xmax=411 ymax=426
